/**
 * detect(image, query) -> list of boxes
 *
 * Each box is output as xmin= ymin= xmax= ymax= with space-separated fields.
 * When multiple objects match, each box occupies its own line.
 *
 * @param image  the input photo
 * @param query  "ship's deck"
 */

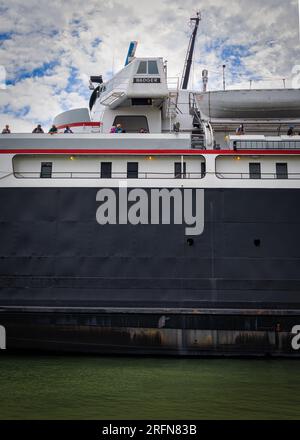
xmin=2 ymin=133 xmax=300 ymax=156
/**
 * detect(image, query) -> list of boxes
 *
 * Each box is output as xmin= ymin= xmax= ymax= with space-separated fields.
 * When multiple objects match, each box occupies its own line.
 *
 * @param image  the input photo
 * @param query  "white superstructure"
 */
xmin=2 ymin=24 xmax=300 ymax=192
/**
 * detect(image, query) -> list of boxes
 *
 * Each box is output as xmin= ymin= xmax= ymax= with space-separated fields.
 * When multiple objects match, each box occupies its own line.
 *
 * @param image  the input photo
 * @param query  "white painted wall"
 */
xmin=162 ymin=89 xmax=194 ymax=133
xmin=2 ymin=152 xmax=300 ymax=190
xmin=216 ymin=155 xmax=300 ymax=177
xmin=12 ymin=154 xmax=205 ymax=179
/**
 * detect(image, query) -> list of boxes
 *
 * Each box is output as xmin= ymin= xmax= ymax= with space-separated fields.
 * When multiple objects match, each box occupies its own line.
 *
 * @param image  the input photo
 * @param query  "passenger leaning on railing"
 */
xmin=116 ymin=124 xmax=124 ymax=133
xmin=236 ymin=124 xmax=245 ymax=135
xmin=110 ymin=124 xmax=126 ymax=133
xmin=32 ymin=124 xmax=44 ymax=133
xmin=48 ymin=124 xmax=58 ymax=135
xmin=1 ymin=125 xmax=11 ymax=134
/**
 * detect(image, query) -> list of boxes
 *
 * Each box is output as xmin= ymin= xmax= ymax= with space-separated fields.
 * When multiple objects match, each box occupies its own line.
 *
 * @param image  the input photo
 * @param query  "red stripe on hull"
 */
xmin=1 ymin=149 xmax=300 ymax=155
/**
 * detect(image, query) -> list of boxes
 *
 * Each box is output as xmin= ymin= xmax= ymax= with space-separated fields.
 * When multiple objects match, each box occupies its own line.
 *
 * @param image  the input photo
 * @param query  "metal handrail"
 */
xmin=0 ymin=172 xmax=14 ymax=180
xmin=14 ymin=171 xmax=206 ymax=180
xmin=216 ymin=172 xmax=298 ymax=180
xmin=233 ymin=140 xmax=300 ymax=150
xmin=167 ymin=77 xmax=180 ymax=88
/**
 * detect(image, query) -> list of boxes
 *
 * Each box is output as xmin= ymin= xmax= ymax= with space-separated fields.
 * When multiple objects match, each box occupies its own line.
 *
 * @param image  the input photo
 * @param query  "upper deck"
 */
xmin=2 ymin=132 xmax=300 ymax=191
xmin=2 ymin=132 xmax=300 ymax=156
xmin=0 ymin=133 xmax=191 ymax=154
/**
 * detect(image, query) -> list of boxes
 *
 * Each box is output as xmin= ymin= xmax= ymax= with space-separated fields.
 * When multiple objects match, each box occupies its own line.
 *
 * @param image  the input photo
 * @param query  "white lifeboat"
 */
xmin=195 ymin=89 xmax=300 ymax=119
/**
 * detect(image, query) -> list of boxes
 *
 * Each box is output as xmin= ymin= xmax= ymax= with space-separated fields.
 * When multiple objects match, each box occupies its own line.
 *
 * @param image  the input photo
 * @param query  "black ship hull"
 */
xmin=1 ymin=187 xmax=300 ymax=356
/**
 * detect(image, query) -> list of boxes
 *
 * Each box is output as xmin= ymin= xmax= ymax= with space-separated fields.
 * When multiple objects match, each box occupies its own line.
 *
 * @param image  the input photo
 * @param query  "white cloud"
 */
xmin=0 ymin=0 xmax=299 ymax=132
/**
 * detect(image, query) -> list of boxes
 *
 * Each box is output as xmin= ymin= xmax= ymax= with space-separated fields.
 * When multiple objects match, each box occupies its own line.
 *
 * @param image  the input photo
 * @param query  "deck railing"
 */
xmin=216 ymin=172 xmax=299 ymax=180
xmin=13 ymin=171 xmax=206 ymax=180
xmin=233 ymin=140 xmax=300 ymax=150
xmin=9 ymin=171 xmax=300 ymax=180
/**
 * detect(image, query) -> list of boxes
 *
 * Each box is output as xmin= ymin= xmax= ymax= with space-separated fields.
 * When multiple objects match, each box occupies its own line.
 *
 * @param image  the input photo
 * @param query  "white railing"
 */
xmin=216 ymin=172 xmax=298 ymax=180
xmin=167 ymin=77 xmax=180 ymax=90
xmin=232 ymin=139 xmax=300 ymax=150
xmin=14 ymin=171 xmax=206 ymax=180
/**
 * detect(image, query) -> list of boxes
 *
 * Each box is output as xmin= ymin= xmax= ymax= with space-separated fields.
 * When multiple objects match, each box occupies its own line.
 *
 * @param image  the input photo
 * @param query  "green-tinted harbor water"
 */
xmin=0 ymin=355 xmax=299 ymax=420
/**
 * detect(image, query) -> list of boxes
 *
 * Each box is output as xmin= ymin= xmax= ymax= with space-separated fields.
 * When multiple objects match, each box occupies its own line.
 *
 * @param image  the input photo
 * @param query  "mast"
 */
xmin=180 ymin=11 xmax=201 ymax=90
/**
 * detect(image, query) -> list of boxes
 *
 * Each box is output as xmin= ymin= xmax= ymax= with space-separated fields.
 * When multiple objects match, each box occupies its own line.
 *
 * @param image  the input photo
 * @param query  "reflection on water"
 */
xmin=0 ymin=355 xmax=299 ymax=420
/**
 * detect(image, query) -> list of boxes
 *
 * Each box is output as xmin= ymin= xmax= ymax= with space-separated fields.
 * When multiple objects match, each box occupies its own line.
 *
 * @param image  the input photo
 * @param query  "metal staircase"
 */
xmin=166 ymin=77 xmax=181 ymax=132
xmin=191 ymin=128 xmax=206 ymax=149
xmin=189 ymin=92 xmax=206 ymax=149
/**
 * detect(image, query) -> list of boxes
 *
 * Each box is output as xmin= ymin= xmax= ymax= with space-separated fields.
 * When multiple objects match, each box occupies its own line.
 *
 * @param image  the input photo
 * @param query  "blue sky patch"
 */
xmin=204 ymin=38 xmax=228 ymax=53
xmin=6 ymin=60 xmax=60 ymax=85
xmin=63 ymin=66 xmax=89 ymax=102
xmin=2 ymin=104 xmax=30 ymax=118
xmin=92 ymin=37 xmax=102 ymax=48
xmin=65 ymin=66 xmax=81 ymax=93
xmin=0 ymin=32 xmax=13 ymax=43
xmin=221 ymin=44 xmax=253 ymax=63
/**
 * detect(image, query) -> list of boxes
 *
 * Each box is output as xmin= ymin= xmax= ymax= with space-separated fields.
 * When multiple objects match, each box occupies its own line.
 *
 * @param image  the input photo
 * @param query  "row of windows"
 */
xmin=249 ymin=162 xmax=288 ymax=179
xmin=39 ymin=162 xmax=289 ymax=179
xmin=40 ymin=162 xmax=206 ymax=179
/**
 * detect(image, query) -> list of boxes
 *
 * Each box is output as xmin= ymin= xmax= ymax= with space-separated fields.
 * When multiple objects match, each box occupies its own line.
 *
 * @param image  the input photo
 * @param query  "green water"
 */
xmin=0 ymin=355 xmax=299 ymax=420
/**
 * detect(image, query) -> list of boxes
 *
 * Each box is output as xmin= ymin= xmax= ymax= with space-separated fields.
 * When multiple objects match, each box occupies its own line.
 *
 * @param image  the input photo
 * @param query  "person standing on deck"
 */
xmin=32 ymin=124 xmax=44 ymax=133
xmin=236 ymin=124 xmax=245 ymax=135
xmin=2 ymin=125 xmax=11 ymax=134
xmin=48 ymin=125 xmax=58 ymax=135
xmin=116 ymin=124 xmax=124 ymax=133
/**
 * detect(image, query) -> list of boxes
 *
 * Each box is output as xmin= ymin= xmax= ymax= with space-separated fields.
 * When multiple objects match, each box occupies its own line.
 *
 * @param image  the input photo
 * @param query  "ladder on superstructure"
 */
xmin=189 ymin=93 xmax=206 ymax=148
xmin=166 ymin=77 xmax=181 ymax=130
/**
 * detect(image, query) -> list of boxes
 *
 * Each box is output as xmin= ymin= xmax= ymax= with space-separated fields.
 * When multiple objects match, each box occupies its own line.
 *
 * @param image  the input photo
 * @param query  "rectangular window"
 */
xmin=101 ymin=162 xmax=112 ymax=179
xmin=113 ymin=116 xmax=149 ymax=133
xmin=131 ymin=98 xmax=152 ymax=106
xmin=276 ymin=163 xmax=288 ymax=179
xmin=137 ymin=61 xmax=147 ymax=74
xmin=148 ymin=61 xmax=159 ymax=75
xmin=40 ymin=162 xmax=52 ymax=178
xmin=249 ymin=163 xmax=261 ymax=179
xmin=174 ymin=162 xmax=186 ymax=179
xmin=127 ymin=162 xmax=139 ymax=179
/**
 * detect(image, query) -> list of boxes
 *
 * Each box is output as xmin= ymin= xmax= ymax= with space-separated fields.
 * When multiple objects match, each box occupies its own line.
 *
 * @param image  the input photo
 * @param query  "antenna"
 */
xmin=202 ymin=69 xmax=208 ymax=92
xmin=222 ymin=64 xmax=226 ymax=91
xmin=181 ymin=11 xmax=201 ymax=90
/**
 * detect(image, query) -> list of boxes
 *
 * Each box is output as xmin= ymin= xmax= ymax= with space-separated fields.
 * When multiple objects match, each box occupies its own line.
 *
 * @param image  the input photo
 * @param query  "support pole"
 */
xmin=181 ymin=12 xmax=201 ymax=90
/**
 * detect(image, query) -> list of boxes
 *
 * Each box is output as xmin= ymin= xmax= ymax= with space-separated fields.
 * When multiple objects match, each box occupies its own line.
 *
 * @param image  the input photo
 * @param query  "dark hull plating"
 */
xmin=1 ymin=187 xmax=300 ymax=356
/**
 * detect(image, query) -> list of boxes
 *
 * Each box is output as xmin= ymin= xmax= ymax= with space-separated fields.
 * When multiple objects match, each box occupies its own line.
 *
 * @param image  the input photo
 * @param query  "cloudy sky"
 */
xmin=0 ymin=0 xmax=299 ymax=132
